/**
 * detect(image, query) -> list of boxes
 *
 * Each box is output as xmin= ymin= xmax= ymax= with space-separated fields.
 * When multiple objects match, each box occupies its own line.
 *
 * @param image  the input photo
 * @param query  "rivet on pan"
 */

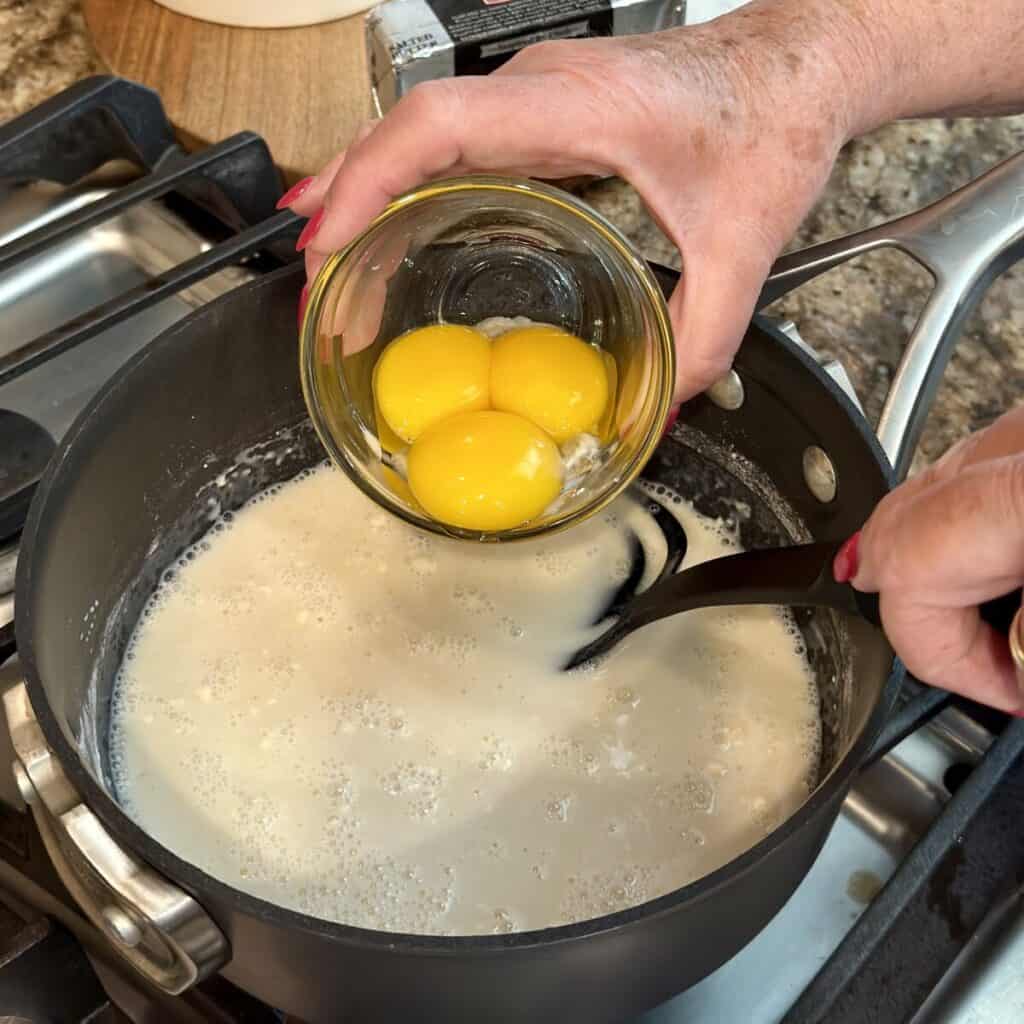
xmin=103 ymin=905 xmax=143 ymax=948
xmin=706 ymin=370 xmax=744 ymax=411
xmin=12 ymin=761 xmax=36 ymax=806
xmin=803 ymin=446 xmax=837 ymax=503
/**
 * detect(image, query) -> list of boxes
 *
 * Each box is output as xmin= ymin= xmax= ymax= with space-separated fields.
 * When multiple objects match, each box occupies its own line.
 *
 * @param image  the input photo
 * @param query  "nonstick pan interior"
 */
xmin=18 ymin=264 xmax=896 ymax=903
xmin=76 ymin=414 xmax=856 ymax=800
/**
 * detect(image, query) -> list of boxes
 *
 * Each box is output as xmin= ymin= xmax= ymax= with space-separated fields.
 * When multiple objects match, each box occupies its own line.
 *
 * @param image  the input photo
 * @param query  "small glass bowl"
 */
xmin=299 ymin=176 xmax=675 ymax=542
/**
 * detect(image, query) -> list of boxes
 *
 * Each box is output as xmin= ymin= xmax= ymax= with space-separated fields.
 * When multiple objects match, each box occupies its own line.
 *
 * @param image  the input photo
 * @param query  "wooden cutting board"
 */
xmin=83 ymin=0 xmax=374 ymax=185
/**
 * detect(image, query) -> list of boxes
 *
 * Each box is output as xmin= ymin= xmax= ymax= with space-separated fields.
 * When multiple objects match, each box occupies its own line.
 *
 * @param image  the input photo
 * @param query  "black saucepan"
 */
xmin=9 ymin=149 xmax=1024 ymax=1022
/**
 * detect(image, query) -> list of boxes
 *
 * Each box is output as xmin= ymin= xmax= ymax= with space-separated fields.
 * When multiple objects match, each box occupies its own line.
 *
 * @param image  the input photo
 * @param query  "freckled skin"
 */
xmin=785 ymin=124 xmax=828 ymax=167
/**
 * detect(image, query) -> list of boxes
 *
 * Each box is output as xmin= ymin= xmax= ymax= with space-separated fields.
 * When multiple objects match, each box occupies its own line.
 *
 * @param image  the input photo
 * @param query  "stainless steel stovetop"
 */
xmin=2 ymin=96 xmax=1024 ymax=1024
xmin=0 ymin=168 xmax=253 ymax=442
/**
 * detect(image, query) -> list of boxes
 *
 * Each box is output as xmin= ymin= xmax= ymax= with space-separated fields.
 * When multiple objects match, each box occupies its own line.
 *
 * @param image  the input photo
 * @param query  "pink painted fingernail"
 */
xmin=276 ymin=176 xmax=314 ymax=209
xmin=295 ymin=208 xmax=325 ymax=252
xmin=297 ymin=284 xmax=309 ymax=330
xmin=833 ymin=531 xmax=861 ymax=583
xmin=661 ymin=405 xmax=681 ymax=439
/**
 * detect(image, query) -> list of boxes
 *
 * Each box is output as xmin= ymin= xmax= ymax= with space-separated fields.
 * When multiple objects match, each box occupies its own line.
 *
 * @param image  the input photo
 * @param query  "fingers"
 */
xmin=304 ymin=74 xmax=615 ymax=263
xmin=853 ymin=453 xmax=1024 ymax=708
xmin=666 ymin=218 xmax=776 ymax=402
xmin=855 ymin=455 xmax=1024 ymax=603
xmin=282 ymin=120 xmax=381 ymax=218
xmin=896 ymin=402 xmax=1024 ymax=500
xmin=284 ymin=37 xmax=630 ymax=270
xmin=286 ymin=62 xmax=622 ymax=332
xmin=305 ymin=80 xmax=470 ymax=259
xmin=285 ymin=121 xmax=381 ymax=290
xmin=304 ymin=245 xmax=328 ymax=298
xmin=282 ymin=152 xmax=345 ymax=217
xmin=932 ymin=403 xmax=1024 ymax=475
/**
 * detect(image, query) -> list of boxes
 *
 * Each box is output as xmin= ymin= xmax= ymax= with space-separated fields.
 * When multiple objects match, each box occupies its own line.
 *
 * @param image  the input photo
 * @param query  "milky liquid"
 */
xmin=110 ymin=465 xmax=821 ymax=935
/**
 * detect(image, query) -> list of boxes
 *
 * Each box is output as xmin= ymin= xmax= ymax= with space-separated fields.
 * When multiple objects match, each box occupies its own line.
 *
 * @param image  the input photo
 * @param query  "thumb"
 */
xmin=853 ymin=455 xmax=1024 ymax=709
xmin=666 ymin=218 xmax=776 ymax=403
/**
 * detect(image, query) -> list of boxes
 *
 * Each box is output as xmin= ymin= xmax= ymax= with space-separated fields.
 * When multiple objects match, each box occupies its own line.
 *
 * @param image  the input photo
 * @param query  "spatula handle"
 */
xmin=621 ymin=541 xmax=873 ymax=630
xmin=565 ymin=544 xmax=1019 ymax=671
xmin=622 ymin=542 xmax=1018 ymax=636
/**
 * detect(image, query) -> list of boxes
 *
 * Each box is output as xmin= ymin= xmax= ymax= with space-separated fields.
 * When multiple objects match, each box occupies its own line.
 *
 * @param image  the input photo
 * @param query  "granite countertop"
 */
xmin=2 ymin=0 xmax=1022 ymax=472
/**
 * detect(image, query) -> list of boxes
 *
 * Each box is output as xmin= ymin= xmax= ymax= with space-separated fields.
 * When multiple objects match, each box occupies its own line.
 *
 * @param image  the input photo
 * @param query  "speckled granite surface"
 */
xmin=2 ymin=0 xmax=1022 ymax=471
xmin=0 ymin=1 xmax=100 ymax=121
xmin=582 ymin=120 xmax=1024 ymax=472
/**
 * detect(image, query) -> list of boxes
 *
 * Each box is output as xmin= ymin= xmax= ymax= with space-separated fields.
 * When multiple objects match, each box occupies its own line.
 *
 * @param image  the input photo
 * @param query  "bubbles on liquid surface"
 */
xmin=560 ymin=865 xmax=655 ymax=923
xmin=109 ymin=462 xmax=822 ymax=936
xmin=543 ymin=736 xmax=601 ymax=777
xmin=545 ymin=794 xmax=572 ymax=823
xmin=452 ymin=584 xmax=495 ymax=615
xmin=478 ymin=734 xmax=514 ymax=772
xmin=380 ymin=762 xmax=444 ymax=819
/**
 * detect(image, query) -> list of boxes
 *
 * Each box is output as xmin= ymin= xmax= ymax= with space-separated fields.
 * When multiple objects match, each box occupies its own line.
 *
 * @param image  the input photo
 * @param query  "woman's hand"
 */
xmin=281 ymin=4 xmax=886 ymax=402
xmin=282 ymin=0 xmax=1024 ymax=397
xmin=837 ymin=406 xmax=1024 ymax=712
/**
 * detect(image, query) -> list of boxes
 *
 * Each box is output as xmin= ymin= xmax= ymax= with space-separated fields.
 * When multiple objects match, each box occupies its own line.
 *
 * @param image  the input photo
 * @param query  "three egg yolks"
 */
xmin=373 ymin=323 xmax=609 ymax=531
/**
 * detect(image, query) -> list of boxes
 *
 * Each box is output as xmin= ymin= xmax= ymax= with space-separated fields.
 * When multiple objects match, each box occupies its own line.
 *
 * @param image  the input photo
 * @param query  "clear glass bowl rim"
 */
xmin=298 ymin=174 xmax=676 ymax=542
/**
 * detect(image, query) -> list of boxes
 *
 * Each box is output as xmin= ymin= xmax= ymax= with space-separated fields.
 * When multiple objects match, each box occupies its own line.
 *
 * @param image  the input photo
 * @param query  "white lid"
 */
xmin=151 ymin=0 xmax=375 ymax=28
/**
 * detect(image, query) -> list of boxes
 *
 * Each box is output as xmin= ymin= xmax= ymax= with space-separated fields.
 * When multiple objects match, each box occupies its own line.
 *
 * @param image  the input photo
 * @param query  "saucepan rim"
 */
xmin=15 ymin=264 xmax=901 ymax=953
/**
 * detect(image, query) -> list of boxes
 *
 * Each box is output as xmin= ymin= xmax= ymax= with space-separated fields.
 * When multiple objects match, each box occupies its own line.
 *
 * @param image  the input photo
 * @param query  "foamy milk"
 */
xmin=110 ymin=465 xmax=820 ymax=935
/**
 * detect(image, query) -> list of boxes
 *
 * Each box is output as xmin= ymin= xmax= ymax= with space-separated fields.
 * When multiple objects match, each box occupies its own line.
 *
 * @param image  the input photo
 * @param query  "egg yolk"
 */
xmin=373 ymin=324 xmax=491 ymax=444
xmin=490 ymin=326 xmax=609 ymax=444
xmin=407 ymin=410 xmax=563 ymax=532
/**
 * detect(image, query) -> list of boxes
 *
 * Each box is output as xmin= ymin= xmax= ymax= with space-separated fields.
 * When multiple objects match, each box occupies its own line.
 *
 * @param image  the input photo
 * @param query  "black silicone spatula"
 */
xmin=597 ymin=494 xmax=689 ymax=625
xmin=565 ymin=540 xmax=882 ymax=671
xmin=565 ymin=540 xmax=1022 ymax=671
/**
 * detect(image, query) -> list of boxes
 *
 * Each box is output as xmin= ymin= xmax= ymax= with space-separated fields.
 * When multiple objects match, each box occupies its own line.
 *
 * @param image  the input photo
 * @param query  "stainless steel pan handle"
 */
xmin=2 ymin=680 xmax=229 ymax=993
xmin=758 ymin=149 xmax=1024 ymax=481
xmin=0 ymin=543 xmax=16 ymax=644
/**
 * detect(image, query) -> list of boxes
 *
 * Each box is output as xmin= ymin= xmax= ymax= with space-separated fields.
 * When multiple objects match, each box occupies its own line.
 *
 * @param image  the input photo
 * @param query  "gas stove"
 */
xmin=1 ymin=77 xmax=1024 ymax=1024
